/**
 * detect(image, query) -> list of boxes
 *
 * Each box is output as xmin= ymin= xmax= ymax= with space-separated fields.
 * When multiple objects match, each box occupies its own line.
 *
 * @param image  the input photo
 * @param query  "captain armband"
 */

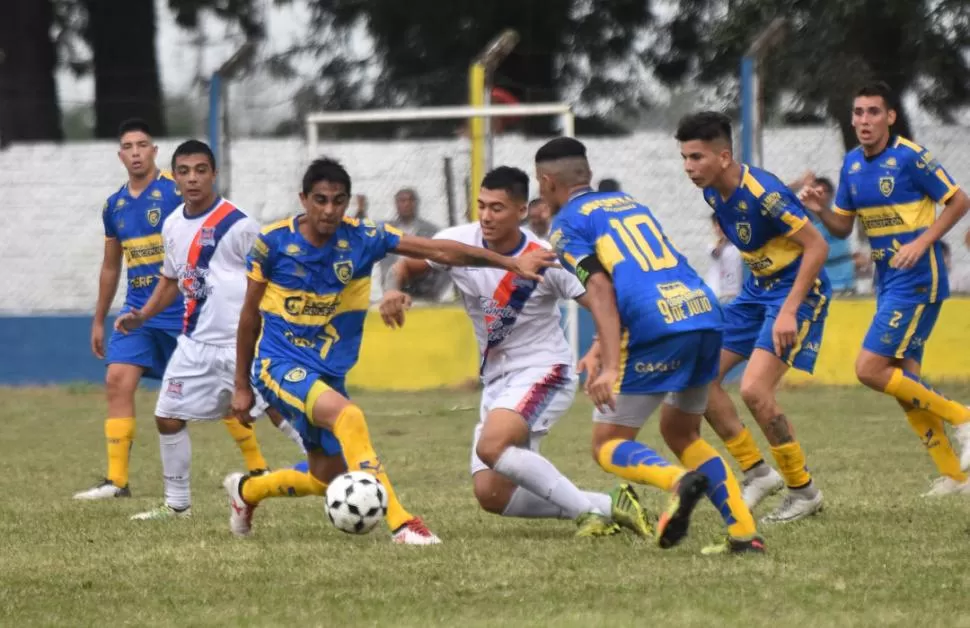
xmin=575 ymin=255 xmax=606 ymax=287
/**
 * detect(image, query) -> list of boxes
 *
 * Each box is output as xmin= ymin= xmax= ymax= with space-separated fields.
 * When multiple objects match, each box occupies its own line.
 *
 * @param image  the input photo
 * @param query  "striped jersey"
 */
xmin=426 ymin=223 xmax=584 ymax=380
xmin=160 ymin=197 xmax=259 ymax=345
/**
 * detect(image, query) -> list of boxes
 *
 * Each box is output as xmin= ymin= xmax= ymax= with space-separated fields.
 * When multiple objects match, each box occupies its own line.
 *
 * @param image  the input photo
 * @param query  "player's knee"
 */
xmin=473 ymin=482 xmax=508 ymax=514
xmin=155 ymin=416 xmax=185 ymax=435
xmin=475 ymin=436 xmax=509 ymax=469
xmin=104 ymin=366 xmax=138 ymax=403
xmin=739 ymin=380 xmax=769 ymax=413
xmin=854 ymin=356 xmax=883 ymax=390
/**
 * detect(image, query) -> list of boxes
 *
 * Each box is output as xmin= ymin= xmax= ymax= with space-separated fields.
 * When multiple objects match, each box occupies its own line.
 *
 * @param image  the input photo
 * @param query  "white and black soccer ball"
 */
xmin=325 ymin=471 xmax=388 ymax=534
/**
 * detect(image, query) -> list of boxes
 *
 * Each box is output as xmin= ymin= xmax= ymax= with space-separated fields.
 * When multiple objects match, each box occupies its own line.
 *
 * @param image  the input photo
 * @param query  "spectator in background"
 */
xmin=526 ymin=197 xmax=552 ymax=239
xmin=705 ymin=215 xmax=743 ymax=303
xmin=379 ymin=187 xmax=450 ymax=300
xmin=950 ymin=230 xmax=970 ymax=293
xmin=597 ymin=178 xmax=621 ymax=192
xmin=792 ymin=172 xmax=856 ymax=294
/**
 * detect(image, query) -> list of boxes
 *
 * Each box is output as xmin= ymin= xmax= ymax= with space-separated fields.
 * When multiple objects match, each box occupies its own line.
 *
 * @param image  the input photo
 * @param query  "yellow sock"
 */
xmin=680 ymin=438 xmax=757 ymax=539
xmin=596 ymin=439 xmax=685 ymax=491
xmin=332 ymin=405 xmax=413 ymax=531
xmin=770 ymin=442 xmax=812 ymax=488
xmin=723 ymin=427 xmax=765 ymax=472
xmin=886 ymin=369 xmax=970 ymax=426
xmin=105 ymin=417 xmax=135 ymax=487
xmin=241 ymin=469 xmax=325 ymax=505
xmin=906 ymin=409 xmax=968 ymax=482
xmin=223 ymin=417 xmax=269 ymax=472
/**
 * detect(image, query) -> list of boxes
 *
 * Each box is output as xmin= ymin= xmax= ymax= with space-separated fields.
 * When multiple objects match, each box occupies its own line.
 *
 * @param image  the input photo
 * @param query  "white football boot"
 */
xmin=761 ymin=487 xmax=824 ymax=523
xmin=223 ymin=472 xmax=255 ymax=537
xmin=391 ymin=517 xmax=441 ymax=545
xmin=73 ymin=479 xmax=130 ymax=500
xmin=922 ymin=476 xmax=970 ymax=497
xmin=954 ymin=420 xmax=970 ymax=471
xmin=741 ymin=465 xmax=785 ymax=510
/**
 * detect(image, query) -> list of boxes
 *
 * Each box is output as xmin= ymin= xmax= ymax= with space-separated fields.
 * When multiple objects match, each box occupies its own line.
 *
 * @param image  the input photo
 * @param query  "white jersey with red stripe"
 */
xmin=426 ymin=223 xmax=585 ymax=382
xmin=161 ymin=197 xmax=260 ymax=346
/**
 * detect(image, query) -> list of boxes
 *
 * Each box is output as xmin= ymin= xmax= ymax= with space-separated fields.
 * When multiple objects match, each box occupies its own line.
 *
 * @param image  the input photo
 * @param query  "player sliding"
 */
xmin=115 ymin=140 xmax=304 ymax=520
xmin=223 ymin=158 xmax=558 ymax=545
xmin=380 ymin=166 xmax=652 ymax=538
xmin=535 ymin=137 xmax=763 ymax=555
xmin=676 ymin=112 xmax=829 ymax=523
xmin=801 ymin=82 xmax=970 ymax=496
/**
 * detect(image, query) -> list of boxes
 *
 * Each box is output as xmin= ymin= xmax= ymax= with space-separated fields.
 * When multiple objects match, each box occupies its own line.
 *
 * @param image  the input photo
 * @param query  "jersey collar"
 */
xmin=482 ymin=230 xmax=527 ymax=256
xmin=183 ymin=196 xmax=223 ymax=220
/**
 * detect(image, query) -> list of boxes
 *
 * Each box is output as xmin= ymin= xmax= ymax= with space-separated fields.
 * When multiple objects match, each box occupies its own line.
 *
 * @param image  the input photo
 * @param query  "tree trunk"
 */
xmin=0 ymin=0 xmax=63 ymax=144
xmin=84 ymin=0 xmax=166 ymax=138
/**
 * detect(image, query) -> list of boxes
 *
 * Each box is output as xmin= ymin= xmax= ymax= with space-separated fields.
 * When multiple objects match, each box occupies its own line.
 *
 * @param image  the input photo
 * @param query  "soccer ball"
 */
xmin=325 ymin=471 xmax=388 ymax=534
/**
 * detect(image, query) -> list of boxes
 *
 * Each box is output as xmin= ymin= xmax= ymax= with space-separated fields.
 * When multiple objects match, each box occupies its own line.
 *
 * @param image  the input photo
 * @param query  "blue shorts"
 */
xmin=863 ymin=300 xmax=941 ymax=362
xmin=252 ymin=357 xmax=344 ymax=456
xmin=618 ymin=330 xmax=722 ymax=394
xmin=105 ymin=326 xmax=179 ymax=380
xmin=721 ymin=289 xmax=828 ymax=374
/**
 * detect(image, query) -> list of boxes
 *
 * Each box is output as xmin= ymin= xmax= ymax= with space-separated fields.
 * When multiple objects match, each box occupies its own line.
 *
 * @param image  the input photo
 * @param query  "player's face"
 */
xmin=477 ymin=187 xmax=525 ymax=244
xmin=852 ymin=96 xmax=896 ymax=148
xmin=118 ymin=131 xmax=157 ymax=178
xmin=679 ymin=139 xmax=727 ymax=188
xmin=173 ymin=154 xmax=216 ymax=205
xmin=301 ymin=180 xmax=350 ymax=236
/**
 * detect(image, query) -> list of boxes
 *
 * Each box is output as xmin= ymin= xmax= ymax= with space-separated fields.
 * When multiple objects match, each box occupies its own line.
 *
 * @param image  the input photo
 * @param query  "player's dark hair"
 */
xmin=171 ymin=140 xmax=216 ymax=170
xmin=118 ymin=118 xmax=152 ymax=140
xmin=597 ymin=178 xmax=621 ymax=192
xmin=815 ymin=177 xmax=835 ymax=195
xmin=302 ymin=157 xmax=352 ymax=196
xmin=675 ymin=111 xmax=733 ymax=146
xmin=535 ymin=137 xmax=587 ymax=164
xmin=855 ymin=81 xmax=897 ymax=112
xmin=482 ymin=166 xmax=529 ymax=202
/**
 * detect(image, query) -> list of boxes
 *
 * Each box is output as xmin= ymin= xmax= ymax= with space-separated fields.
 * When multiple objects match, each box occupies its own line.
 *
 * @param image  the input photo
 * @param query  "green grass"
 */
xmin=3 ymin=384 xmax=970 ymax=627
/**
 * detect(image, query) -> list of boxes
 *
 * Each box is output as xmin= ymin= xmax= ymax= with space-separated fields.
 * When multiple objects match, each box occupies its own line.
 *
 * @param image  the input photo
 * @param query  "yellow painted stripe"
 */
xmin=258 ymin=358 xmax=305 ymax=414
xmin=895 ymin=304 xmax=926 ymax=359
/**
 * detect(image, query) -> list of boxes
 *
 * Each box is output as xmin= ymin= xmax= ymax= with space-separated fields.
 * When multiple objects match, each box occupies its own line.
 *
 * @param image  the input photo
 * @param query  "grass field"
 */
xmin=4 ymin=383 xmax=970 ymax=627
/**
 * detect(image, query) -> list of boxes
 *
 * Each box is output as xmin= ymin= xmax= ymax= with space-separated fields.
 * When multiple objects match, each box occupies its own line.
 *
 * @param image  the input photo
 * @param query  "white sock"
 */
xmin=159 ymin=428 xmax=191 ymax=510
xmin=275 ymin=418 xmax=307 ymax=454
xmin=502 ymin=487 xmax=612 ymax=519
xmin=493 ymin=447 xmax=601 ymax=519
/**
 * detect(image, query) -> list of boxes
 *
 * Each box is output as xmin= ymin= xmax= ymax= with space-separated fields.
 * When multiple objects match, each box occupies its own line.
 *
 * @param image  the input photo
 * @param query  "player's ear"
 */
xmin=886 ymin=108 xmax=897 ymax=126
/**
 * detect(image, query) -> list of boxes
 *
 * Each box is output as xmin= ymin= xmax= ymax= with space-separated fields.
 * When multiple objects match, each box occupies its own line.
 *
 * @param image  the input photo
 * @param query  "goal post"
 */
xmin=739 ymin=17 xmax=785 ymax=168
xmin=303 ymin=102 xmax=581 ymax=363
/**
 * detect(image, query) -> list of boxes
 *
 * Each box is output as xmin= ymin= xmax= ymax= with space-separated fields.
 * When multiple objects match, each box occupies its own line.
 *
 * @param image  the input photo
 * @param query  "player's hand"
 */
xmin=511 ymin=249 xmax=559 ymax=282
xmin=798 ymin=186 xmax=825 ymax=214
xmin=772 ymin=309 xmax=799 ymax=357
xmin=113 ymin=310 xmax=144 ymax=335
xmin=577 ymin=343 xmax=602 ymax=392
xmin=90 ymin=321 xmax=106 ymax=359
xmin=587 ymin=368 xmax=618 ymax=413
xmin=231 ymin=386 xmax=256 ymax=425
xmin=890 ymin=239 xmax=929 ymax=270
xmin=379 ymin=290 xmax=412 ymax=328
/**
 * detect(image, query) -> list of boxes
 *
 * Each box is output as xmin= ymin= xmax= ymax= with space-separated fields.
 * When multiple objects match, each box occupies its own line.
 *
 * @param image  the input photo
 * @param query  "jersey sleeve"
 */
xmin=760 ymin=188 xmax=809 ymax=236
xmin=230 ymin=218 xmax=261 ymax=264
xmin=246 ymin=231 xmax=275 ymax=283
xmin=833 ymin=162 xmax=855 ymax=216
xmin=161 ymin=220 xmax=177 ymax=279
xmin=102 ymin=199 xmax=117 ymax=239
xmin=550 ymin=214 xmax=596 ymax=277
xmin=547 ymin=266 xmax=586 ymax=300
xmin=906 ymin=146 xmax=960 ymax=204
xmin=361 ymin=219 xmax=403 ymax=265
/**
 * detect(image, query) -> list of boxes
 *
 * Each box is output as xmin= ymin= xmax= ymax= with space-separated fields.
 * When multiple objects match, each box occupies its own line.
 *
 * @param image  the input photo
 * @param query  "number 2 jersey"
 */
xmin=102 ymin=170 xmax=184 ymax=330
xmin=426 ymin=223 xmax=584 ymax=382
xmin=550 ymin=189 xmax=721 ymax=347
xmin=247 ymin=215 xmax=403 ymax=381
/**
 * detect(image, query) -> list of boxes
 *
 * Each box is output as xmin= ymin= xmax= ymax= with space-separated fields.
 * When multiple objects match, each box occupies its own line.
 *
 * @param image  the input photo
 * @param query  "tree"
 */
xmin=274 ymin=0 xmax=655 ymax=135
xmin=0 ymin=0 xmax=63 ymax=143
xmin=650 ymin=0 xmax=970 ymax=149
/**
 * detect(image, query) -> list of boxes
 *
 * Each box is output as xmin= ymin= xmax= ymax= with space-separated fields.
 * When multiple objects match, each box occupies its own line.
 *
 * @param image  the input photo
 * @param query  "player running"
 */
xmin=115 ymin=140 xmax=292 ymax=520
xmin=380 ymin=166 xmax=652 ymax=538
xmin=223 ymin=158 xmax=557 ymax=545
xmin=535 ymin=137 xmax=763 ymax=555
xmin=676 ymin=112 xmax=829 ymax=523
xmin=801 ymin=82 xmax=970 ymax=496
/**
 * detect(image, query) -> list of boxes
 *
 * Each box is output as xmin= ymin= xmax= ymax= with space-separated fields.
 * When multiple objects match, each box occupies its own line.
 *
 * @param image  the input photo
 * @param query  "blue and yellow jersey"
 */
xmin=834 ymin=136 xmax=959 ymax=303
xmin=704 ymin=164 xmax=830 ymax=300
xmin=248 ymin=215 xmax=402 ymax=380
xmin=550 ymin=190 xmax=721 ymax=346
xmin=102 ymin=170 xmax=184 ymax=330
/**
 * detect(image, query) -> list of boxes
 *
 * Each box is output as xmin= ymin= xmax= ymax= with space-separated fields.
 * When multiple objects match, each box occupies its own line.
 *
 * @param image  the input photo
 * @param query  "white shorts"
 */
xmin=155 ymin=335 xmax=268 ymax=421
xmin=470 ymin=364 xmax=577 ymax=475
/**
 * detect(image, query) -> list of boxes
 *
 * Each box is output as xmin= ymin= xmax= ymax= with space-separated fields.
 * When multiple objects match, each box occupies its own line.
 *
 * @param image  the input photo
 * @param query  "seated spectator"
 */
xmin=379 ymin=187 xmax=451 ymax=301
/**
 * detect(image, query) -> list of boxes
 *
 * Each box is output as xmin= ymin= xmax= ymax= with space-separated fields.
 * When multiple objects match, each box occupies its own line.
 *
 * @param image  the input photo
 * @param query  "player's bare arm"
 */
xmin=92 ymin=237 xmax=123 ymax=358
xmin=232 ymin=278 xmax=268 ymax=423
xmin=581 ymin=272 xmax=622 ymax=412
xmin=891 ymin=187 xmax=970 ymax=270
xmin=774 ymin=220 xmax=828 ymax=356
xmin=114 ymin=275 xmax=180 ymax=333
xmin=392 ymin=234 xmax=557 ymax=282
xmin=574 ymin=292 xmax=602 ymax=389
xmin=799 ymin=187 xmax=854 ymax=238
xmin=379 ymin=258 xmax=427 ymax=329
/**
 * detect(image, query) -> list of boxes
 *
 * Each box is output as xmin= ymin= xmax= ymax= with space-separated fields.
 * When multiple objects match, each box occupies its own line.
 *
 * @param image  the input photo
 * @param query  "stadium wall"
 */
xmin=3 ymin=298 xmax=969 ymax=388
